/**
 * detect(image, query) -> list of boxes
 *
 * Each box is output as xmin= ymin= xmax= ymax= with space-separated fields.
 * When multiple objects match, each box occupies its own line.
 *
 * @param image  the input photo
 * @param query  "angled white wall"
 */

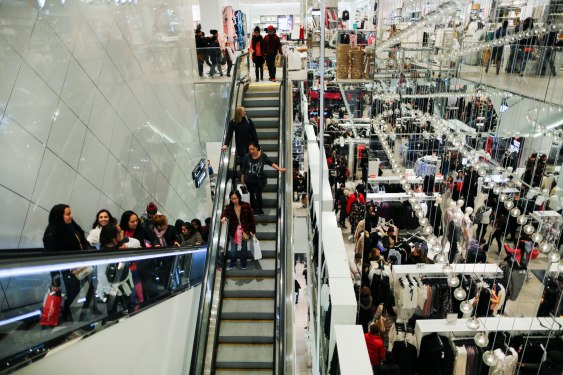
xmin=0 ymin=0 xmax=226 ymax=249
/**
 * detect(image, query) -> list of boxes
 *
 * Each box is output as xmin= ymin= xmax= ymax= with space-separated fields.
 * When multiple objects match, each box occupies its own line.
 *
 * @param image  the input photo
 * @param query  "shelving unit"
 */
xmin=546 ymin=0 xmax=563 ymax=24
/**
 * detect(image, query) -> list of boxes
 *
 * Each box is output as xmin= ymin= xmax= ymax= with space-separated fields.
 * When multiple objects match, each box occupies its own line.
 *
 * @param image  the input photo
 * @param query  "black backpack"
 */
xmin=105 ymin=262 xmax=130 ymax=283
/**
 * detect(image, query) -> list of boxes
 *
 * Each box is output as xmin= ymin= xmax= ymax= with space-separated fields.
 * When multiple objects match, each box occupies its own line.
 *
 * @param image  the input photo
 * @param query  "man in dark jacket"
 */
xmin=263 ymin=25 xmax=283 ymax=81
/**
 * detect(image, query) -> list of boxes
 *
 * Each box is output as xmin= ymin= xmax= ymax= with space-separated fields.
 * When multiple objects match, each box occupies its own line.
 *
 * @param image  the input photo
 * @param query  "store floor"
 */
xmin=293 ymin=202 xmax=312 ymax=375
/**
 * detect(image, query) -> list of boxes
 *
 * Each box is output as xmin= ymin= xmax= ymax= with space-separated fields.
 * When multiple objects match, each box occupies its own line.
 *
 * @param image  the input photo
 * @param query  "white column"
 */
xmin=199 ymin=0 xmax=222 ymax=33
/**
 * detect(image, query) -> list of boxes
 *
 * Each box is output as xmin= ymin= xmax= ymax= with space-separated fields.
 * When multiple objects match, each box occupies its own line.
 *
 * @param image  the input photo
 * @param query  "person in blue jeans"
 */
xmin=220 ymin=190 xmax=256 ymax=270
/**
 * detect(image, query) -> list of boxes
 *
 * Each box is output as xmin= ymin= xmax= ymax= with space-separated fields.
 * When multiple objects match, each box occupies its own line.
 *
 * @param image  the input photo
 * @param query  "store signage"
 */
xmin=192 ymin=158 xmax=207 ymax=188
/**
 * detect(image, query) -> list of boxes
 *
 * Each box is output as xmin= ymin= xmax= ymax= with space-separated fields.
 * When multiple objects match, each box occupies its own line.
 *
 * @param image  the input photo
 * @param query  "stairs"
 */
xmin=214 ymin=83 xmax=281 ymax=374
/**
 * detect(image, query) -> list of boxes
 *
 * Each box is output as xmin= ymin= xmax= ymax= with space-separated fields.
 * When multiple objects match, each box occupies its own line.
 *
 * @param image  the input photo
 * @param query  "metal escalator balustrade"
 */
xmin=0 ymin=246 xmax=206 ymax=373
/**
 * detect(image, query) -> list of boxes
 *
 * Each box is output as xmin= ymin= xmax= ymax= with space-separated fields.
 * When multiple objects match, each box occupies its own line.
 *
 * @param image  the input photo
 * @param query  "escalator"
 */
xmin=0 ymin=55 xmax=292 ymax=375
xmin=214 ymin=83 xmax=282 ymax=372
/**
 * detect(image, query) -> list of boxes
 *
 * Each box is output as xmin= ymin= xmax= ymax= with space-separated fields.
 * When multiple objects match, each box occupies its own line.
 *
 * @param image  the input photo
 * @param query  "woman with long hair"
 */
xmin=220 ymin=190 xmax=256 ymax=270
xmin=221 ymin=106 xmax=259 ymax=172
xmin=241 ymin=142 xmax=286 ymax=215
xmin=87 ymin=209 xmax=117 ymax=248
xmin=119 ymin=210 xmax=158 ymax=248
xmin=249 ymin=26 xmax=265 ymax=81
xmin=43 ymin=204 xmax=98 ymax=321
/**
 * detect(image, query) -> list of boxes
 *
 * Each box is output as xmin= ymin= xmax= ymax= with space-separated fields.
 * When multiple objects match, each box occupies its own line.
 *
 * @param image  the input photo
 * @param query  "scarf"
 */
xmin=234 ymin=225 xmax=243 ymax=245
xmin=155 ymin=227 xmax=167 ymax=247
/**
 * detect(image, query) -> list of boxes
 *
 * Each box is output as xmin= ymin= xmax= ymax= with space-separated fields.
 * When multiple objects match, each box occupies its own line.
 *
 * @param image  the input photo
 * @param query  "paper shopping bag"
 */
xmin=250 ymin=235 xmax=262 ymax=260
xmin=39 ymin=291 xmax=62 ymax=326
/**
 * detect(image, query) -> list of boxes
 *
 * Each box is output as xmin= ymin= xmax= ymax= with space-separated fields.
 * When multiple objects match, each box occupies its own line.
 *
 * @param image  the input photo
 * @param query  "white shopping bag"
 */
xmin=250 ymin=235 xmax=262 ymax=260
xmin=237 ymin=184 xmax=250 ymax=203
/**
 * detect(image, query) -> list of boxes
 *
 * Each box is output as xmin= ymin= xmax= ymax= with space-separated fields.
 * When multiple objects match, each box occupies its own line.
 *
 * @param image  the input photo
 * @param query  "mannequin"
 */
xmin=442 ymin=200 xmax=459 ymax=247
xmin=447 ymin=212 xmax=463 ymax=263
xmin=428 ymin=196 xmax=443 ymax=236
xmin=462 ymin=207 xmax=474 ymax=251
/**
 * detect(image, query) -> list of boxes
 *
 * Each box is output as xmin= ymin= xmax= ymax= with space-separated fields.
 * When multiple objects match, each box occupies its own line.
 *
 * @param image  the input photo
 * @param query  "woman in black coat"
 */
xmin=120 ymin=210 xmax=158 ymax=248
xmin=221 ymin=106 xmax=259 ymax=168
xmin=43 ymin=204 xmax=95 ymax=321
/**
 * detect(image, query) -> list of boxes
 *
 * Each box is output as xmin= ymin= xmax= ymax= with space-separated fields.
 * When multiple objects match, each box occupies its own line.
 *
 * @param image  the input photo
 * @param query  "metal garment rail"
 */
xmin=189 ymin=52 xmax=249 ymax=375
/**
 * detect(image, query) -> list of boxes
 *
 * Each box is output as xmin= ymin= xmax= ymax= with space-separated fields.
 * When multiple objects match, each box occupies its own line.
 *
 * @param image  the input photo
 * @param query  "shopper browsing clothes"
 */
xmin=221 ymin=190 xmax=256 ymax=270
xmin=249 ymin=26 xmax=265 ymax=82
xmin=263 ymin=25 xmax=282 ymax=82
xmin=241 ymin=142 xmax=286 ymax=215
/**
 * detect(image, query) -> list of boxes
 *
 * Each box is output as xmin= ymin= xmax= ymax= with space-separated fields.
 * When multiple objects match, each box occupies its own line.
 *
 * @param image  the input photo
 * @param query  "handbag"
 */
xmin=220 ymin=51 xmax=227 ymax=65
xmin=275 ymin=54 xmax=283 ymax=68
xmin=237 ymin=184 xmax=250 ymax=203
xmin=250 ymin=235 xmax=262 ymax=260
xmin=71 ymin=266 xmax=94 ymax=281
xmin=39 ymin=290 xmax=62 ymax=326
xmin=242 ymin=231 xmax=251 ymax=241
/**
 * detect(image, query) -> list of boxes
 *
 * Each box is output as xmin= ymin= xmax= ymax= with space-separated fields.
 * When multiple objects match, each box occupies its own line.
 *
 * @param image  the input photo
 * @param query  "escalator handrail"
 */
xmin=190 ymin=52 xmax=249 ymax=375
xmin=274 ymin=54 xmax=289 ymax=375
xmin=0 ymin=246 xmax=206 ymax=278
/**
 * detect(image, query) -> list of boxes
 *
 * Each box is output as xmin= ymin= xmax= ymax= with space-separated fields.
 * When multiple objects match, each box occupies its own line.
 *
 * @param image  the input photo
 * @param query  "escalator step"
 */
xmin=259 ymin=143 xmax=278 ymax=152
xmin=243 ymin=97 xmax=280 ymax=108
xmin=254 ymin=215 xmax=277 ymax=224
xmin=216 ymin=369 xmax=273 ymax=375
xmin=225 ymin=258 xmax=276 ymax=277
xmin=245 ymin=107 xmax=279 ymax=118
xmin=255 ymin=232 xmax=277 ymax=241
xmin=221 ymin=298 xmax=275 ymax=320
xmin=223 ymin=276 xmax=275 ymax=298
xmin=215 ymin=343 xmax=274 ymax=369
xmin=256 ymin=131 xmax=278 ymax=139
xmin=218 ymin=320 xmax=275 ymax=344
xmin=252 ymin=117 xmax=279 ymax=127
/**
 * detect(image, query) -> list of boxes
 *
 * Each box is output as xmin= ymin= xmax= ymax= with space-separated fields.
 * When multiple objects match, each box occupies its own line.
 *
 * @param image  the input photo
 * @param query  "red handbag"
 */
xmin=39 ymin=291 xmax=62 ymax=326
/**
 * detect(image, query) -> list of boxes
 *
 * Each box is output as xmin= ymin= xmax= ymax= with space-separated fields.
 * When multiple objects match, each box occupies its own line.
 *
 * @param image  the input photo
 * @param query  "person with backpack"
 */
xmin=100 ymin=224 xmax=134 ymax=315
xmin=473 ymin=205 xmax=492 ymax=242
xmin=222 ymin=106 xmax=259 ymax=182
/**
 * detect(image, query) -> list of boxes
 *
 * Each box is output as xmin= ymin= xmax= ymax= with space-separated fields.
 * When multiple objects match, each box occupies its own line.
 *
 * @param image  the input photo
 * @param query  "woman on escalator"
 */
xmin=221 ymin=190 xmax=256 ymax=270
xmin=241 ymin=142 xmax=286 ymax=215
xmin=43 ymin=204 xmax=98 ymax=322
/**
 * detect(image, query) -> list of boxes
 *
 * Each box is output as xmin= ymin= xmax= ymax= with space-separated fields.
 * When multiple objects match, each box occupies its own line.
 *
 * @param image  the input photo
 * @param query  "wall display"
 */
xmin=192 ymin=158 xmax=207 ymax=188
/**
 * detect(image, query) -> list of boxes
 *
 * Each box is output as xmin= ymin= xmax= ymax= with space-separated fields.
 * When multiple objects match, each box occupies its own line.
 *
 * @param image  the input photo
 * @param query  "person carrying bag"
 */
xmin=221 ymin=190 xmax=256 ymax=270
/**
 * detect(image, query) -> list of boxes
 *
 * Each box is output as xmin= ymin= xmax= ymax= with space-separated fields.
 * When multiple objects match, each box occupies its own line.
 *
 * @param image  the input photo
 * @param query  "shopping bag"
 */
xmin=237 ymin=184 xmax=250 ymax=203
xmin=71 ymin=266 xmax=93 ymax=281
xmin=39 ymin=291 xmax=62 ymax=326
xmin=250 ymin=235 xmax=262 ymax=260
xmin=275 ymin=54 xmax=283 ymax=68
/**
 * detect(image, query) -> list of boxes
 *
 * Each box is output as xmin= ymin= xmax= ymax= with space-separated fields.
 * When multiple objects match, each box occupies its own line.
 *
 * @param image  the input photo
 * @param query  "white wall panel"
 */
xmin=0 ymin=116 xmax=44 ymax=200
xmin=0 ymin=0 xmax=217 ymax=249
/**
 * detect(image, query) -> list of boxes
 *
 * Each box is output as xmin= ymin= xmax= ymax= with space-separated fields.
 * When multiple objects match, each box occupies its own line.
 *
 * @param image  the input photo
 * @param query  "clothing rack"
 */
xmin=415 ymin=317 xmax=563 ymax=352
xmin=392 ymin=264 xmax=503 ymax=279
xmin=365 ymin=192 xmax=440 ymax=201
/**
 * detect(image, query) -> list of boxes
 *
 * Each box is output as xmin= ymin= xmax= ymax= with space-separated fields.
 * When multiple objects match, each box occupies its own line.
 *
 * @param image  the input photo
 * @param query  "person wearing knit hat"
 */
xmin=249 ymin=26 xmax=265 ymax=81
xmin=141 ymin=202 xmax=160 ymax=225
xmin=263 ymin=24 xmax=282 ymax=81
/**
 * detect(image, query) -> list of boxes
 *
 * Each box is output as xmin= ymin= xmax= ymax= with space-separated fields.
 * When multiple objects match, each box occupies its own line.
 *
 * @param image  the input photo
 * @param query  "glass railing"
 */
xmin=0 ymin=246 xmax=206 ymax=372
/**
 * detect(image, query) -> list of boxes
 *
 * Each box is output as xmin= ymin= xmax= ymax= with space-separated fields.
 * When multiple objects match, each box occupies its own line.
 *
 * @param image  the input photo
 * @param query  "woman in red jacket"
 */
xmin=221 ymin=190 xmax=256 ymax=270
xmin=365 ymin=323 xmax=386 ymax=373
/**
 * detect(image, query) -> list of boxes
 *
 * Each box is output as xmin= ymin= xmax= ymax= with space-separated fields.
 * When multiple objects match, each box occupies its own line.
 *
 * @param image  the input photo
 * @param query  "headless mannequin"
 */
xmin=462 ymin=207 xmax=474 ymax=250
xmin=429 ymin=196 xmax=443 ymax=236
xmin=447 ymin=212 xmax=464 ymax=263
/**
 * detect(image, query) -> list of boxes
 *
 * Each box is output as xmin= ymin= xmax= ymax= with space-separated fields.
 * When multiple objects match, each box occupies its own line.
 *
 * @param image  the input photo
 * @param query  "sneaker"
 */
xmin=271 ymin=78 xmax=276 ymax=82
xmin=256 ymin=209 xmax=265 ymax=215
xmin=227 ymin=264 xmax=235 ymax=270
xmin=241 ymin=266 xmax=247 ymax=270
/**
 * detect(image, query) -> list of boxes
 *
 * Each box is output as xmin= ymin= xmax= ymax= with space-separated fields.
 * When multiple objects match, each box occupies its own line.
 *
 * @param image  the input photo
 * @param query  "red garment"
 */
xmin=299 ymin=26 xmax=304 ymax=40
xmin=364 ymin=333 xmax=386 ymax=366
xmin=346 ymin=193 xmax=365 ymax=213
xmin=221 ymin=201 xmax=256 ymax=237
